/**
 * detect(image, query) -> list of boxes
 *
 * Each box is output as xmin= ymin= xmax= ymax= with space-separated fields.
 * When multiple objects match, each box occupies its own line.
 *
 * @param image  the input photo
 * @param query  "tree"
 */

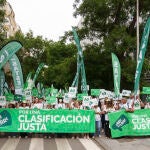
xmin=61 ymin=0 xmax=150 ymax=91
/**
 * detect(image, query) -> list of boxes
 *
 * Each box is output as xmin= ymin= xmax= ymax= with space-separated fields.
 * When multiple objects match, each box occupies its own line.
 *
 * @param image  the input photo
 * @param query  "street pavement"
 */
xmin=0 ymin=135 xmax=150 ymax=150
xmin=94 ymin=134 xmax=150 ymax=150
xmin=0 ymin=137 xmax=103 ymax=150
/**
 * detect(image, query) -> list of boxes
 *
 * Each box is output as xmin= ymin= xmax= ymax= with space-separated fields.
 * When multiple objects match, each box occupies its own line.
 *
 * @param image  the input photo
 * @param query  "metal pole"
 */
xmin=136 ymin=0 xmax=139 ymax=61
xmin=136 ymin=0 xmax=140 ymax=96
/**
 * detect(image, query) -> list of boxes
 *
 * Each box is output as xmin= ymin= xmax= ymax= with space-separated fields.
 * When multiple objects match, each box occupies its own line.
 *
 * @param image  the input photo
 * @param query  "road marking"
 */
xmin=68 ymin=139 xmax=86 ymax=150
xmin=79 ymin=139 xmax=101 ymax=150
xmin=29 ymin=138 xmax=44 ymax=150
xmin=55 ymin=138 xmax=72 ymax=150
xmin=1 ymin=138 xmax=20 ymax=150
xmin=44 ymin=138 xmax=57 ymax=150
xmin=0 ymin=138 xmax=8 ymax=149
xmin=16 ymin=138 xmax=31 ymax=150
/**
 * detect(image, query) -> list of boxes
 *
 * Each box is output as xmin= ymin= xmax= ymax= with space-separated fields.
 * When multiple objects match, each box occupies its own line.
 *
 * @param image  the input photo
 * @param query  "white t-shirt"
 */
xmin=55 ymin=103 xmax=65 ymax=109
xmin=103 ymin=105 xmax=115 ymax=121
xmin=31 ymin=103 xmax=43 ymax=109
xmin=94 ymin=107 xmax=101 ymax=121
xmin=119 ymin=102 xmax=131 ymax=110
xmin=145 ymin=102 xmax=150 ymax=109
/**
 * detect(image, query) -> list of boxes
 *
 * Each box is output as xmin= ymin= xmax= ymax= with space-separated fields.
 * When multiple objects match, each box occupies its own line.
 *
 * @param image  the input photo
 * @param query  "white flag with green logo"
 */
xmin=111 ymin=53 xmax=121 ymax=97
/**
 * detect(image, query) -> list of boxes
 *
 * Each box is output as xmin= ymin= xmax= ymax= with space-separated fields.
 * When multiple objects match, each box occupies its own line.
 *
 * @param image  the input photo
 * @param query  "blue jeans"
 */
xmin=95 ymin=121 xmax=101 ymax=136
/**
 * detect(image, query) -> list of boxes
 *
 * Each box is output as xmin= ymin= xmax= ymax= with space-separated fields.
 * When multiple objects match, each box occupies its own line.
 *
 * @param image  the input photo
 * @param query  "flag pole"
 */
xmin=136 ymin=0 xmax=139 ymax=61
xmin=136 ymin=0 xmax=139 ymax=97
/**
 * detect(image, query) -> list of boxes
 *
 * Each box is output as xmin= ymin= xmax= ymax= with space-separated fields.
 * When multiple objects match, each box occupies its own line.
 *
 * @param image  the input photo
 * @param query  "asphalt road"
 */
xmin=1 ymin=135 xmax=150 ymax=150
xmin=0 ymin=137 xmax=103 ymax=150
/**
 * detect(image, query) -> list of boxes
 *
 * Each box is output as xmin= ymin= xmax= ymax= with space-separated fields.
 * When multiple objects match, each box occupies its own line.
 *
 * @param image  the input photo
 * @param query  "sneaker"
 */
xmin=48 ymin=136 xmax=51 ymax=139
xmin=98 ymin=135 xmax=102 ymax=137
xmin=92 ymin=136 xmax=95 ymax=139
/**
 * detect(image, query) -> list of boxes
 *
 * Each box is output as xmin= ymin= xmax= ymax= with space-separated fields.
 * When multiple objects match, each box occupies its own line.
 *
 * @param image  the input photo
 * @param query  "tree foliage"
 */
xmin=66 ymin=0 xmax=150 ymax=91
xmin=2 ymin=0 xmax=150 ymax=92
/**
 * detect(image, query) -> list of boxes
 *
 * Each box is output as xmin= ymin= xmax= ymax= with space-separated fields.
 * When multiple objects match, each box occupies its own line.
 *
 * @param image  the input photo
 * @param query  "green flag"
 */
xmin=5 ymin=93 xmax=14 ymax=101
xmin=26 ymin=72 xmax=32 ymax=83
xmin=33 ymin=63 xmax=45 ymax=83
xmin=72 ymin=27 xmax=88 ymax=94
xmin=9 ymin=54 xmax=24 ymax=95
xmin=134 ymin=17 xmax=150 ymax=95
xmin=32 ymin=88 xmax=38 ymax=97
xmin=0 ymin=41 xmax=22 ymax=70
xmin=0 ymin=70 xmax=5 ymax=96
xmin=111 ymin=53 xmax=121 ymax=97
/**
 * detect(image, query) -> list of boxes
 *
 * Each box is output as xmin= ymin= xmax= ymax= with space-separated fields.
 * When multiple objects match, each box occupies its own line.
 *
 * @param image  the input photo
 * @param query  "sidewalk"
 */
xmin=94 ymin=134 xmax=150 ymax=150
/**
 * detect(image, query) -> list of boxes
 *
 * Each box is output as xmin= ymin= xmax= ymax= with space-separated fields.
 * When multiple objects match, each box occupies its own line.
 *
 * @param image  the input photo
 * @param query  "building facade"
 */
xmin=0 ymin=1 xmax=20 ymax=38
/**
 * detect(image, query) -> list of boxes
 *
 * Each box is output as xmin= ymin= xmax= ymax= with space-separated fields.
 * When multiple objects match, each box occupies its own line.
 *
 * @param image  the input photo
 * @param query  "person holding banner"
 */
xmin=19 ymin=100 xmax=30 ymax=109
xmin=31 ymin=97 xmax=43 ymax=109
xmin=92 ymin=100 xmax=104 ymax=138
xmin=18 ymin=100 xmax=29 ymax=138
xmin=119 ymin=97 xmax=134 ymax=112
xmin=55 ymin=98 xmax=65 ymax=109
xmin=103 ymin=98 xmax=115 ymax=138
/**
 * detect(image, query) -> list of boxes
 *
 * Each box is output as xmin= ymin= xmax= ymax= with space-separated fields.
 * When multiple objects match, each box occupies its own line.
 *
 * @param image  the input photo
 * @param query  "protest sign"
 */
xmin=122 ymin=90 xmax=131 ymax=97
xmin=63 ymin=93 xmax=70 ymax=103
xmin=68 ymin=87 xmax=77 ymax=98
xmin=77 ymin=93 xmax=88 ymax=101
xmin=109 ymin=109 xmax=150 ymax=138
xmin=91 ymin=89 xmax=100 ymax=96
xmin=83 ymin=96 xmax=91 ymax=107
xmin=0 ymin=109 xmax=95 ymax=133
xmin=0 ymin=96 xmax=6 ymax=106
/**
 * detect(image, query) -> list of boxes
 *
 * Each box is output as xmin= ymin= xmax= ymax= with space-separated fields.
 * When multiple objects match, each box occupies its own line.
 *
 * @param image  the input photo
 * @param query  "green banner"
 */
xmin=9 ymin=54 xmax=24 ymax=95
xmin=109 ymin=109 xmax=150 ymax=138
xmin=134 ymin=17 xmax=150 ymax=95
xmin=0 ymin=41 xmax=22 ymax=70
xmin=0 ymin=109 xmax=95 ymax=133
xmin=111 ymin=53 xmax=121 ymax=97
xmin=33 ymin=63 xmax=45 ymax=83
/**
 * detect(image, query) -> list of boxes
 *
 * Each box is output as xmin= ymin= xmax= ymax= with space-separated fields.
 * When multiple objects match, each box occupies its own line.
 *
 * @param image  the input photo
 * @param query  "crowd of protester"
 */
xmin=0 ymin=94 xmax=150 ymax=139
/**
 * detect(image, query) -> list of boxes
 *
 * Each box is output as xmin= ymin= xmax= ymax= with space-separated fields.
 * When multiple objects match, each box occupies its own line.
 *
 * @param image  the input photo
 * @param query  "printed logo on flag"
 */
xmin=0 ymin=110 xmax=12 ymax=127
xmin=112 ymin=114 xmax=129 ymax=131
